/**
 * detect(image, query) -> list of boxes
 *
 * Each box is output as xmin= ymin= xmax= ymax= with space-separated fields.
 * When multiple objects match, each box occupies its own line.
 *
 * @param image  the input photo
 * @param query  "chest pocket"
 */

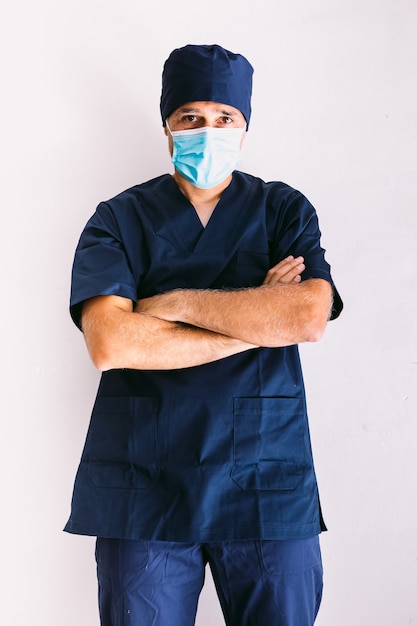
xmin=234 ymin=252 xmax=270 ymax=288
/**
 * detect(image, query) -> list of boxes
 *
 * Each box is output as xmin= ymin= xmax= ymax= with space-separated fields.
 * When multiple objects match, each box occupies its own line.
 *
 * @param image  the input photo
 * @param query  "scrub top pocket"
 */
xmin=234 ymin=251 xmax=270 ymax=287
xmin=231 ymin=397 xmax=307 ymax=491
xmin=83 ymin=396 xmax=158 ymax=489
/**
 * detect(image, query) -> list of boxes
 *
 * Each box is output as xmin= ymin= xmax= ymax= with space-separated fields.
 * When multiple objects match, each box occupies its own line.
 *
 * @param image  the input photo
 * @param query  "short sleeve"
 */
xmin=70 ymin=202 xmax=138 ymax=329
xmin=270 ymin=188 xmax=343 ymax=320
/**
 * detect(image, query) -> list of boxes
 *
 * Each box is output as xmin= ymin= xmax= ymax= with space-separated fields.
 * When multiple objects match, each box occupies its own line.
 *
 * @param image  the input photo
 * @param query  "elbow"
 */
xmin=89 ymin=349 xmax=113 ymax=372
xmin=87 ymin=339 xmax=119 ymax=372
xmin=302 ymin=287 xmax=333 ymax=343
xmin=262 ymin=320 xmax=327 ymax=347
xmin=301 ymin=306 xmax=330 ymax=343
xmin=303 ymin=321 xmax=327 ymax=343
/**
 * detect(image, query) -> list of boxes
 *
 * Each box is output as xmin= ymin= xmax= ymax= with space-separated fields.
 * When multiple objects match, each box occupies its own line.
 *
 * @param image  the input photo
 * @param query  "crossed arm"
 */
xmin=81 ymin=256 xmax=333 ymax=371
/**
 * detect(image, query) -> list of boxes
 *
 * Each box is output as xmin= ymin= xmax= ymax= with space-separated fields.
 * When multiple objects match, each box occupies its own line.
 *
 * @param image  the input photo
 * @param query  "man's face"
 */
xmin=164 ymin=101 xmax=247 ymax=153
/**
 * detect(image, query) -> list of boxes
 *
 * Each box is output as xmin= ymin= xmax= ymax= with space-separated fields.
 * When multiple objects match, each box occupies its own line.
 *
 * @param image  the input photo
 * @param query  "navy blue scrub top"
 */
xmin=65 ymin=171 xmax=343 ymax=542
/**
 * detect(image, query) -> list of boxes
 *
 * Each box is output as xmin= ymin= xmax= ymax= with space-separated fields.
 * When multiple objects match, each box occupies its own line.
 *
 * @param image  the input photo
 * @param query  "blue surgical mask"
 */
xmin=166 ymin=123 xmax=245 ymax=189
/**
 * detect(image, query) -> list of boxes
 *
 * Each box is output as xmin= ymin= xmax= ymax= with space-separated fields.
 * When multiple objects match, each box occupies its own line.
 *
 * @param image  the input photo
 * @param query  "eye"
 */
xmin=179 ymin=115 xmax=201 ymax=127
xmin=215 ymin=115 xmax=241 ymax=127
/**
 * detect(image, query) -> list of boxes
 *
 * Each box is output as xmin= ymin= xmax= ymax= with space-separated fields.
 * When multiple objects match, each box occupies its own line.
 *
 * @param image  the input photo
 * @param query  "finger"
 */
xmin=263 ymin=256 xmax=305 ymax=284
xmin=269 ymin=256 xmax=304 ymax=276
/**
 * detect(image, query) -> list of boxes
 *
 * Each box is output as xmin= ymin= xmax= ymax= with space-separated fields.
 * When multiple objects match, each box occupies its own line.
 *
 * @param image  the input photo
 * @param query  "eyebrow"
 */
xmin=173 ymin=107 xmax=238 ymax=117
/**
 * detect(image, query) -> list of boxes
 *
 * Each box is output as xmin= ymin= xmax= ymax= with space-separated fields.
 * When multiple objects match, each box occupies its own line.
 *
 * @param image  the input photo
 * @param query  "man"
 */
xmin=65 ymin=44 xmax=342 ymax=626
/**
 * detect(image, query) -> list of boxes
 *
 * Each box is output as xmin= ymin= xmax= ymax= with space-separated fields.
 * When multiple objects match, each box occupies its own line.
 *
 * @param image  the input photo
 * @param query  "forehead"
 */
xmin=170 ymin=101 xmax=245 ymax=119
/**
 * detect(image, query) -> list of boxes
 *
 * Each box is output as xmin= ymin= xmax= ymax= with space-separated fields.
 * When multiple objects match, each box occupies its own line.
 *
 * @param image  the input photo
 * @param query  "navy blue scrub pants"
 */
xmin=95 ymin=536 xmax=323 ymax=626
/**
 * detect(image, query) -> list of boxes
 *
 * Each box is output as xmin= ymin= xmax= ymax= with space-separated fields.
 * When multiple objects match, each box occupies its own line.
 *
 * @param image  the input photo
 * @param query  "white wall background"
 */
xmin=1 ymin=0 xmax=416 ymax=624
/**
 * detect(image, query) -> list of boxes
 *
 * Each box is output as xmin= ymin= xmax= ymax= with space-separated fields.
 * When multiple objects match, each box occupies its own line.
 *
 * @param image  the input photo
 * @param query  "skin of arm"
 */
xmin=81 ymin=295 xmax=257 ymax=372
xmin=136 ymin=256 xmax=333 ymax=348
xmin=81 ymin=255 xmax=329 ymax=371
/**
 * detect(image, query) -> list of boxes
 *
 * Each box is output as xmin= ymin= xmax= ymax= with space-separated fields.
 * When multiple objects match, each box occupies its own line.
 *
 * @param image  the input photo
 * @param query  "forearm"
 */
xmin=137 ymin=279 xmax=333 ymax=347
xmin=82 ymin=298 xmax=257 ymax=371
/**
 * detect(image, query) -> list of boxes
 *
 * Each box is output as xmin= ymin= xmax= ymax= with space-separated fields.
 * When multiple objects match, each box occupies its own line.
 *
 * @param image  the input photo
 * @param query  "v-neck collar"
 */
xmin=154 ymin=173 xmax=256 ymax=255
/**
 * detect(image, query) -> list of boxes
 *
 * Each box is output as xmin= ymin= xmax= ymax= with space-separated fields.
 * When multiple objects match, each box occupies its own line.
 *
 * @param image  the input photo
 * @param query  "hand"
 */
xmin=262 ymin=256 xmax=305 ymax=285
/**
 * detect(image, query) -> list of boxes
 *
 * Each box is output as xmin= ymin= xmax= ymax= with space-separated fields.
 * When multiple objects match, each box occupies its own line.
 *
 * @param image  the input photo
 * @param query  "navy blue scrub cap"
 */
xmin=160 ymin=44 xmax=254 ymax=128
